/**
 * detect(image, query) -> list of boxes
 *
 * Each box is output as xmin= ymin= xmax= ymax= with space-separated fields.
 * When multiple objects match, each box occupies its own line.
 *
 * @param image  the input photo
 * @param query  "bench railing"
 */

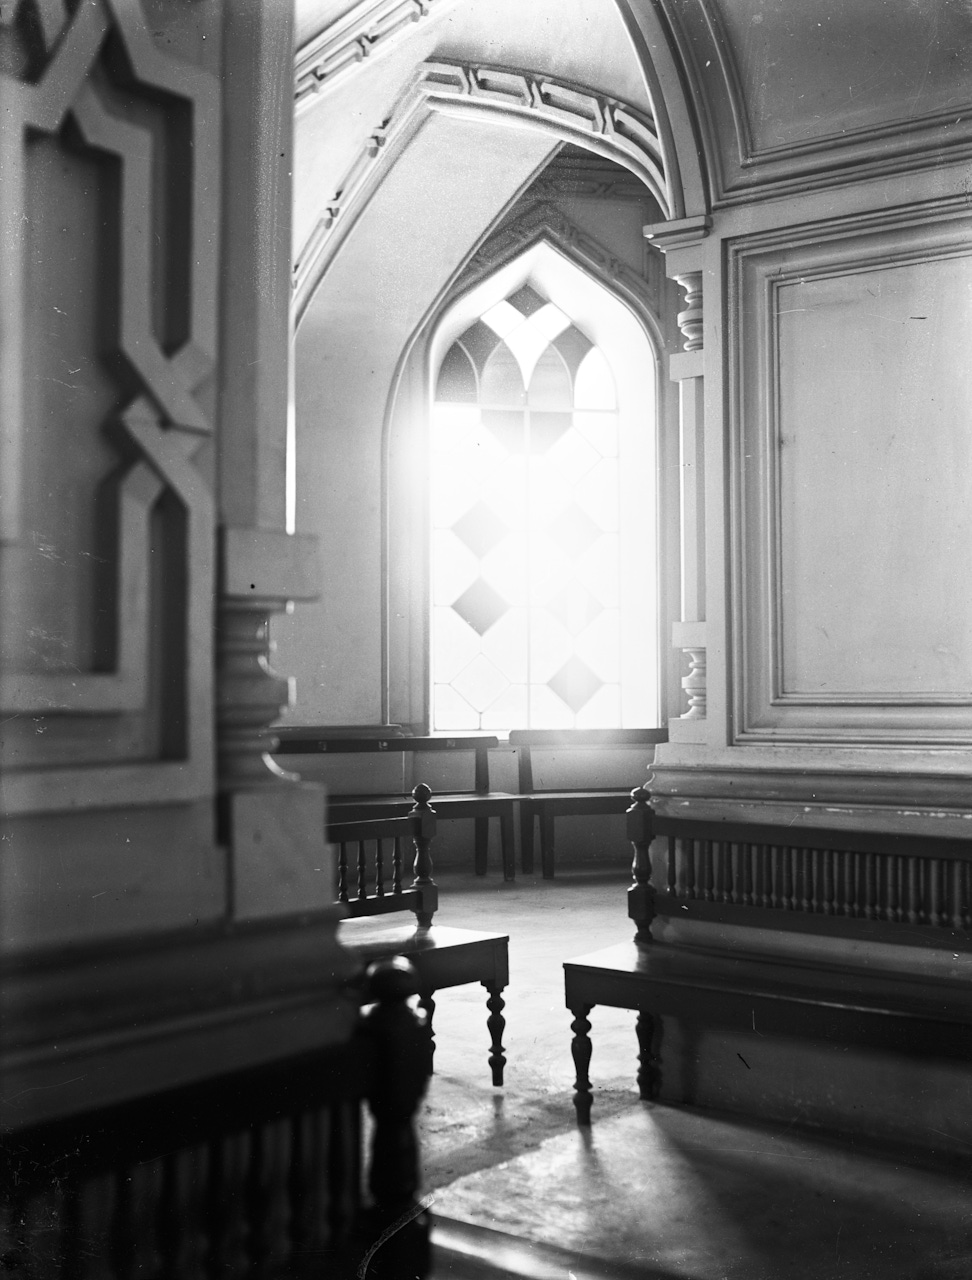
xmin=627 ymin=787 xmax=972 ymax=943
xmin=328 ymin=784 xmax=438 ymax=927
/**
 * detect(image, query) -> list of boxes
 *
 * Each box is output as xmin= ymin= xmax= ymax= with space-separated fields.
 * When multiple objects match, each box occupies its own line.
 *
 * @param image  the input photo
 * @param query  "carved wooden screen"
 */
xmin=0 ymin=1 xmax=219 ymax=815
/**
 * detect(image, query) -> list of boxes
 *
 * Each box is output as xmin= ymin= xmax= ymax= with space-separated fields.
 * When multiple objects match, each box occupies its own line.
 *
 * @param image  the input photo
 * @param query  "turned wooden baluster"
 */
xmin=626 ymin=787 xmax=655 ymax=944
xmin=356 ymin=840 xmax=367 ymax=902
xmin=359 ymin=956 xmax=433 ymax=1277
xmin=209 ymin=1133 xmax=250 ymax=1275
xmin=410 ymin=784 xmax=439 ymax=928
xmin=159 ymin=1146 xmax=208 ymax=1280
xmin=246 ymin=1117 xmax=292 ymax=1275
xmin=392 ymin=835 xmax=404 ymax=895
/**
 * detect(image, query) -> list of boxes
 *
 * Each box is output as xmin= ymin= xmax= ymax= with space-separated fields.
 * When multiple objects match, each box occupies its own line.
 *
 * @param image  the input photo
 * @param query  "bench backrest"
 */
xmin=626 ymin=787 xmax=972 ymax=948
xmin=509 ymin=728 xmax=668 ymax=793
xmin=277 ymin=731 xmax=498 ymax=796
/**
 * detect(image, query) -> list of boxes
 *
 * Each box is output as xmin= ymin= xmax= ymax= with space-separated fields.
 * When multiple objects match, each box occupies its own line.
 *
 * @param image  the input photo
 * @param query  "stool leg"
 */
xmin=419 ymin=991 xmax=436 ymax=1072
xmin=500 ymin=808 xmax=515 ymax=882
xmin=636 ymin=1011 xmax=661 ymax=1100
xmin=520 ymin=803 xmax=534 ymax=875
xmin=570 ymin=1004 xmax=594 ymax=1125
xmin=540 ymin=812 xmax=556 ymax=879
xmin=484 ymin=983 xmax=506 ymax=1087
xmin=474 ymin=817 xmax=488 ymax=876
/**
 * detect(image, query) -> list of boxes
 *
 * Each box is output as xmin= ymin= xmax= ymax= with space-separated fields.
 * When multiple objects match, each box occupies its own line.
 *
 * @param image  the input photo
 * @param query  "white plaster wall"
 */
xmin=276 ymin=114 xmax=555 ymax=723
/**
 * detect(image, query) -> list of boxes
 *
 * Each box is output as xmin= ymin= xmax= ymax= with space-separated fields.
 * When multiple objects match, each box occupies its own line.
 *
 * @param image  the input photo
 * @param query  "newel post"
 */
xmin=627 ymin=786 xmax=655 ymax=943
xmin=359 ymin=957 xmax=433 ymax=1278
xmin=409 ymin=784 xmax=439 ymax=928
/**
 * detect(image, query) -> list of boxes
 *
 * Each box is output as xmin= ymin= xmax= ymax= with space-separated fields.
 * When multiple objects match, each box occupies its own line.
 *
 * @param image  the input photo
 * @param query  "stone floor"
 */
xmin=418 ymin=867 xmax=972 ymax=1279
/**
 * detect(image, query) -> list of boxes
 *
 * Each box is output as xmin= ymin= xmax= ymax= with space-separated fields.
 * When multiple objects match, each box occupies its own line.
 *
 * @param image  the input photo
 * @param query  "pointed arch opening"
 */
xmin=426 ymin=242 xmax=659 ymax=732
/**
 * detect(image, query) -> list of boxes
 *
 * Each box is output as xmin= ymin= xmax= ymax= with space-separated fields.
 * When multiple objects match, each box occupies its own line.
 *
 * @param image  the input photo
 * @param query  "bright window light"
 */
xmin=431 ymin=274 xmax=656 ymax=732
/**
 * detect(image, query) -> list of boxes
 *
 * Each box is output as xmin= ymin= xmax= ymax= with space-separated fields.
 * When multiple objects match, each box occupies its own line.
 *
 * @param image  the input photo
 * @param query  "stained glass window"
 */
xmin=431 ymin=284 xmax=634 ymax=731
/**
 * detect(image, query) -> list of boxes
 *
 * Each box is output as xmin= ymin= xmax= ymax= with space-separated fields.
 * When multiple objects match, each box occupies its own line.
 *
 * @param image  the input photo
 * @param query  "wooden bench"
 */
xmin=508 ymin=728 xmax=668 ymax=878
xmin=564 ymin=788 xmax=972 ymax=1125
xmin=277 ymin=729 xmax=517 ymax=879
xmin=328 ymin=785 xmax=509 ymax=1086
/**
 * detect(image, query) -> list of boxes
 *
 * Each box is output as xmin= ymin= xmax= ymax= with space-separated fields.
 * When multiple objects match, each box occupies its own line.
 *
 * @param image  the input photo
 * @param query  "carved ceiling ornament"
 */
xmin=293 ymin=60 xmax=676 ymax=324
xmin=295 ymin=0 xmax=462 ymax=106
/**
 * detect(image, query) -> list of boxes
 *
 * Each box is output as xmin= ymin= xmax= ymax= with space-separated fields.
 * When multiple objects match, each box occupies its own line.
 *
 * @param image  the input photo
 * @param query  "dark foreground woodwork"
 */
xmin=0 ymin=960 xmax=433 ymax=1280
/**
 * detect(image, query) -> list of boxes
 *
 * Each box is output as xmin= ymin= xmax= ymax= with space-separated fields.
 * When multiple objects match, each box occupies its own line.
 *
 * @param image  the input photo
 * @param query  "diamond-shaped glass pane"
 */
xmin=575 ymin=683 xmax=621 ymax=729
xmin=452 ymin=654 xmax=509 ymax=713
xmin=575 ymin=459 xmax=619 ymax=531
xmin=507 ymin=284 xmax=547 ymax=316
xmin=545 ymin=429 xmax=600 ymax=486
xmin=451 ymin=577 xmax=510 ymax=636
xmin=575 ymin=608 xmax=621 ymax=681
xmin=481 ymin=607 xmax=528 ymax=682
xmin=547 ymin=585 xmax=605 ymax=637
xmin=481 ymin=684 xmax=528 ymax=731
xmin=431 ymin=530 xmax=477 ymax=604
xmin=528 ymin=683 xmax=574 ymax=729
xmin=452 ymin=501 xmax=510 ymax=558
xmin=529 ymin=411 xmax=572 ymax=455
xmin=433 ymin=684 xmax=478 ymax=731
xmin=482 ymin=408 xmax=526 ymax=453
xmin=573 ymin=410 xmax=618 ymax=457
xmin=548 ymin=655 xmax=603 ymax=713
xmin=433 ymin=606 xmax=481 ymax=682
xmin=548 ymin=503 xmax=602 ymax=559
xmin=528 ymin=609 xmax=573 ymax=682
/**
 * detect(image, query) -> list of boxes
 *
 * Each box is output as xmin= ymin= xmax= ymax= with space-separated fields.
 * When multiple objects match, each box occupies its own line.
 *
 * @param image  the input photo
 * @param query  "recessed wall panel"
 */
xmin=732 ymin=206 xmax=972 ymax=743
xmin=778 ymin=257 xmax=972 ymax=697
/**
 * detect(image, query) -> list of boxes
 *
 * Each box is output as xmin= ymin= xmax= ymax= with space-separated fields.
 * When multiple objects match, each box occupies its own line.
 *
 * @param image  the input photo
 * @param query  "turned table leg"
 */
xmin=636 ymin=1011 xmax=661 ymax=1100
xmin=484 ymin=983 xmax=507 ymax=1087
xmin=570 ymin=1004 xmax=594 ymax=1125
xmin=418 ymin=991 xmax=436 ymax=1072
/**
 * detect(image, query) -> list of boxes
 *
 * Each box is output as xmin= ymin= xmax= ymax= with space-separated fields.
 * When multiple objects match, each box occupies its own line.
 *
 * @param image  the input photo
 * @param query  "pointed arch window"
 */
xmin=430 ymin=282 xmax=654 ymax=731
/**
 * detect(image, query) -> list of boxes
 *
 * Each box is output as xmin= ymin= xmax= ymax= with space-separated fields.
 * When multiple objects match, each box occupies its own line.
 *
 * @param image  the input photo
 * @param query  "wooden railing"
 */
xmin=626 ymin=787 xmax=972 ymax=944
xmin=0 ymin=959 xmax=432 ymax=1280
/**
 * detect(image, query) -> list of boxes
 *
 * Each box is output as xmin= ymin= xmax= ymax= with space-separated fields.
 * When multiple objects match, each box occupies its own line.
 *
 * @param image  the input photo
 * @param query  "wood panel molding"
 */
xmin=0 ymin=0 xmax=220 ymax=812
xmin=293 ymin=60 xmax=673 ymax=322
xmin=729 ymin=198 xmax=972 ymax=746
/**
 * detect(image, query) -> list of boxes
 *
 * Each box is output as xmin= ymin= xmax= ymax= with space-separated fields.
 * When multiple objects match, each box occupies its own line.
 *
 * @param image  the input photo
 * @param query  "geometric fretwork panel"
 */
xmin=432 ymin=284 xmax=621 ymax=731
xmin=0 ymin=0 xmax=220 ymax=813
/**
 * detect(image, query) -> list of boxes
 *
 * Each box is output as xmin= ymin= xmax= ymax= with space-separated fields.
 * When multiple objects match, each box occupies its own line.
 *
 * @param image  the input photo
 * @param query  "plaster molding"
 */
xmin=459 ymin=200 xmax=667 ymax=326
xmin=657 ymin=0 xmax=972 ymax=207
xmin=293 ymin=60 xmax=672 ymax=323
xmin=295 ymin=0 xmax=461 ymax=107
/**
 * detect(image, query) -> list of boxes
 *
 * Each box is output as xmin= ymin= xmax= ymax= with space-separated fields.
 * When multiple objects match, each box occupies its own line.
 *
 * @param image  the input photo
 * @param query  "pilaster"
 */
xmin=644 ymin=215 xmax=710 ymax=744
